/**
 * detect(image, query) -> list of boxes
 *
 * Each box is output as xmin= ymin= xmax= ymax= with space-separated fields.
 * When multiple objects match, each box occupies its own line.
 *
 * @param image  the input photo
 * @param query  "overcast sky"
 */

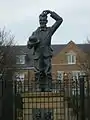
xmin=0 ymin=0 xmax=90 ymax=45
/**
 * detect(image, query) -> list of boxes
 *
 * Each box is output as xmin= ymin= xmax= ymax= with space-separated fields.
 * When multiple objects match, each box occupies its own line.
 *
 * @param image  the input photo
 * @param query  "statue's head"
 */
xmin=39 ymin=12 xmax=48 ymax=28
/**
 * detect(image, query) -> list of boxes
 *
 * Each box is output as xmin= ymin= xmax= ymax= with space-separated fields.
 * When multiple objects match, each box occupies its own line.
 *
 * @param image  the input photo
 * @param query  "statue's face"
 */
xmin=39 ymin=16 xmax=47 ymax=28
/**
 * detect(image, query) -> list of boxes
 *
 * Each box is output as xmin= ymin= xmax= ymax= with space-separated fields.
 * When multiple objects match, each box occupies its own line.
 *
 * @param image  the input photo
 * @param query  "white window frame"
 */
xmin=15 ymin=72 xmax=25 ymax=81
xmin=71 ymin=71 xmax=85 ymax=79
xmin=71 ymin=71 xmax=86 ymax=94
xmin=57 ymin=71 xmax=64 ymax=81
xmin=66 ymin=51 xmax=76 ymax=64
xmin=16 ymin=55 xmax=26 ymax=64
xmin=72 ymin=71 xmax=80 ymax=80
xmin=14 ymin=72 xmax=25 ymax=93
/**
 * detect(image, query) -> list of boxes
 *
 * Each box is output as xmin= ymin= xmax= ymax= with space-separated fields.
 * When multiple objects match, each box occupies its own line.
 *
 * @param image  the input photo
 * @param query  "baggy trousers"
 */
xmin=34 ymin=56 xmax=52 ymax=91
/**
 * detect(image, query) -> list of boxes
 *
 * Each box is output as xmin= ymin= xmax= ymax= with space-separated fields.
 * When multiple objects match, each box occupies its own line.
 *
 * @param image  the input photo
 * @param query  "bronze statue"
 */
xmin=27 ymin=10 xmax=63 ymax=92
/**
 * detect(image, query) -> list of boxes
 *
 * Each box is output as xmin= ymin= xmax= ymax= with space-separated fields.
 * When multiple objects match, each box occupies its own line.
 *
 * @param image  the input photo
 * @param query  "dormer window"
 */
xmin=16 ymin=55 xmax=25 ymax=64
xmin=66 ymin=51 xmax=76 ymax=64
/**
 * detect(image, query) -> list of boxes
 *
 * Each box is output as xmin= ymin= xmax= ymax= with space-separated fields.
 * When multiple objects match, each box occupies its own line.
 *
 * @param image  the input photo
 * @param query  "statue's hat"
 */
xmin=28 ymin=36 xmax=40 ymax=46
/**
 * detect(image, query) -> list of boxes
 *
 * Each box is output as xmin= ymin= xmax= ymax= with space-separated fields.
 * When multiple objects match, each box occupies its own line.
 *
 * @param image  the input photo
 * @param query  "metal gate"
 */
xmin=0 ymin=71 xmax=90 ymax=120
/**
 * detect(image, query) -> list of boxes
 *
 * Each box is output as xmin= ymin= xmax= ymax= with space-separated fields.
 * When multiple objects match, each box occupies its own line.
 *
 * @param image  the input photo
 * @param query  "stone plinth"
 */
xmin=21 ymin=92 xmax=65 ymax=120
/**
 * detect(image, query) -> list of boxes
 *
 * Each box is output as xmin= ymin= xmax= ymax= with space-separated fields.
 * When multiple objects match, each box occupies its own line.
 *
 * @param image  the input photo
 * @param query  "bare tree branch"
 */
xmin=78 ymin=38 xmax=90 ymax=75
xmin=0 ymin=27 xmax=16 ymax=78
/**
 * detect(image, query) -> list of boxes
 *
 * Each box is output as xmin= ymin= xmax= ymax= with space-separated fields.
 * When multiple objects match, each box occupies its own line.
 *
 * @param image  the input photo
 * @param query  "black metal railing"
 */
xmin=0 ymin=72 xmax=90 ymax=120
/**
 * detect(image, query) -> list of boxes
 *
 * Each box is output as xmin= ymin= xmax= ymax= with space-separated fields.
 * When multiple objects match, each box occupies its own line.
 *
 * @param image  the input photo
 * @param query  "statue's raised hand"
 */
xmin=42 ymin=10 xmax=52 ymax=15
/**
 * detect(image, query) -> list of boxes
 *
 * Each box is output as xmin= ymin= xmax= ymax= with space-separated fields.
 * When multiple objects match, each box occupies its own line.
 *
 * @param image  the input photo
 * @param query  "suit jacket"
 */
xmin=28 ymin=11 xmax=63 ymax=59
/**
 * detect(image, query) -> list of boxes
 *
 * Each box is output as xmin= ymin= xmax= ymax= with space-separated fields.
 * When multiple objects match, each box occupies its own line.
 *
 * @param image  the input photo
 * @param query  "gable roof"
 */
xmin=9 ymin=43 xmax=90 ymax=56
xmin=52 ymin=41 xmax=90 ymax=55
xmin=1 ymin=41 xmax=90 ymax=68
xmin=77 ymin=44 xmax=90 ymax=53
